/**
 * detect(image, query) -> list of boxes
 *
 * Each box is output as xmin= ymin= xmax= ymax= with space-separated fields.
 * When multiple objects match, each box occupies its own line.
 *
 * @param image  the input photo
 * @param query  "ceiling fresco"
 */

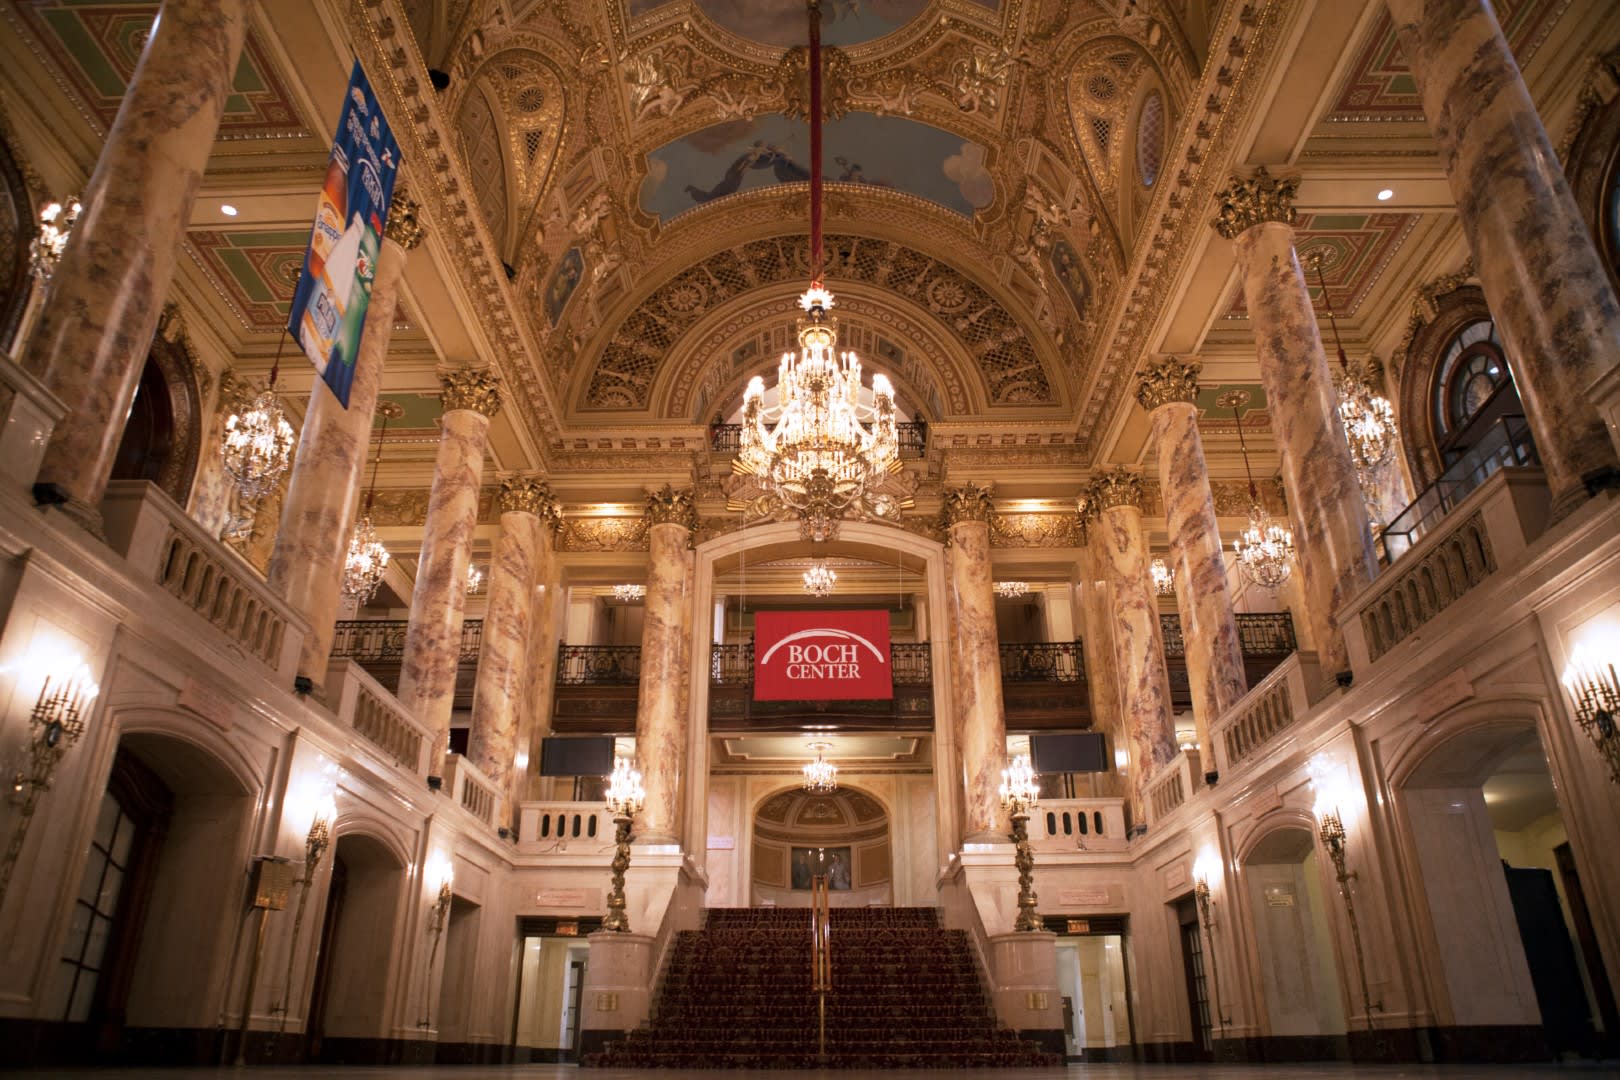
xmin=640 ymin=112 xmax=994 ymax=222
xmin=627 ymin=0 xmax=992 ymax=47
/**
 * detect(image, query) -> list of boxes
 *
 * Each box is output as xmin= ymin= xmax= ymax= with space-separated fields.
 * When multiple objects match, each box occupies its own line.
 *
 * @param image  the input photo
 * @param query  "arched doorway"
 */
xmin=109 ymin=330 xmax=203 ymax=507
xmin=750 ymin=787 xmax=892 ymax=907
xmin=306 ymin=831 xmax=407 ymax=1062
xmin=1240 ymin=824 xmax=1347 ymax=1055
xmin=1398 ymin=721 xmax=1616 ymax=1059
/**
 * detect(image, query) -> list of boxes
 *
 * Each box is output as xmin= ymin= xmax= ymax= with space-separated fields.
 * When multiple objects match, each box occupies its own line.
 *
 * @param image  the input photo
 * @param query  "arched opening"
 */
xmin=108 ymin=333 xmax=202 ymax=507
xmin=1398 ymin=721 xmax=1617 ymax=1059
xmin=750 ymin=786 xmax=892 ymax=907
xmin=1241 ymin=825 xmax=1347 ymax=1052
xmin=111 ymin=358 xmax=176 ymax=486
xmin=306 ymin=832 xmax=406 ymax=1061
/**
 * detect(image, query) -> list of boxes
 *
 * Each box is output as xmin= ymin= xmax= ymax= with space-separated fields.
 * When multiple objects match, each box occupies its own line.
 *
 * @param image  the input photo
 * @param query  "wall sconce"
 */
xmin=0 ymin=648 xmax=100 ymax=908
xmin=999 ymin=754 xmax=1042 ymax=932
xmin=602 ymin=758 xmax=646 ymax=933
xmin=417 ymin=853 xmax=455 ymax=1029
xmin=1191 ymin=848 xmax=1232 ymax=1042
xmin=1561 ymin=638 xmax=1620 ymax=784
xmin=272 ymin=790 xmax=337 ymax=1030
xmin=1307 ymin=756 xmax=1383 ymax=1027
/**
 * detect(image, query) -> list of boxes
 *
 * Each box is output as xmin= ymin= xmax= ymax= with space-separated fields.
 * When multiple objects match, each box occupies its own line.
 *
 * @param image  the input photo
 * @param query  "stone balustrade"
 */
xmin=1145 ymin=750 xmax=1200 ymax=825
xmin=443 ymin=753 xmax=501 ymax=827
xmin=325 ymin=658 xmax=430 ymax=776
xmin=1209 ymin=651 xmax=1326 ymax=776
xmin=1030 ymin=798 xmax=1127 ymax=853
xmin=1342 ymin=467 xmax=1551 ymax=669
xmin=517 ymin=801 xmax=616 ymax=853
xmin=101 ymin=480 xmax=306 ymax=682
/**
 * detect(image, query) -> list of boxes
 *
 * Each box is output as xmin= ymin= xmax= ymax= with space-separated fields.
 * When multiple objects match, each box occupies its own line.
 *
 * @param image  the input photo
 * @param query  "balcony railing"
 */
xmin=707 ymin=420 xmax=928 ymax=457
xmin=1380 ymin=414 xmax=1538 ymax=564
xmin=999 ymin=641 xmax=1084 ymax=682
xmin=330 ymin=618 xmax=483 ymax=663
xmin=708 ymin=642 xmax=933 ymax=686
xmin=558 ymin=644 xmax=645 ymax=685
xmin=1159 ymin=612 xmax=1297 ymax=658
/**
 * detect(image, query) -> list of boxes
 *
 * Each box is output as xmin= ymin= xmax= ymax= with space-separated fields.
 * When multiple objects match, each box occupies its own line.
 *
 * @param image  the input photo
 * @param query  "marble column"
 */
xmin=268 ymin=197 xmax=425 ymax=689
xmin=1137 ymin=357 xmax=1248 ymax=769
xmin=1085 ymin=469 xmax=1177 ymax=823
xmin=1213 ymin=169 xmax=1377 ymax=677
xmin=1388 ymin=0 xmax=1620 ymax=514
xmin=1076 ymin=530 xmax=1125 ymax=800
xmin=943 ymin=483 xmax=1008 ymax=844
xmin=24 ymin=0 xmax=247 ymax=531
xmin=634 ymin=485 xmax=697 ymax=845
xmin=516 ymin=512 xmax=562 ymax=805
xmin=396 ymin=369 xmax=502 ymax=775
xmin=468 ymin=476 xmax=559 ymax=798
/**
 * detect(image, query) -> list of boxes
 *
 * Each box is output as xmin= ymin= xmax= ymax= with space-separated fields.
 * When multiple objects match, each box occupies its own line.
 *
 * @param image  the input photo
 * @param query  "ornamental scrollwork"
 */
xmin=942 ymin=482 xmax=996 ymax=527
xmin=439 ymin=368 xmax=503 ymax=417
xmin=1135 ymin=356 xmax=1201 ymax=412
xmin=644 ymin=484 xmax=700 ymax=531
xmin=1211 ymin=166 xmax=1298 ymax=240
xmin=1087 ymin=467 xmax=1146 ymax=513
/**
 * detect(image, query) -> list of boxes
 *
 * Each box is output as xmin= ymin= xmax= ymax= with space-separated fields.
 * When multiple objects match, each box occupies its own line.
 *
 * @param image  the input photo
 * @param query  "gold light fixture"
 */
xmin=994 ymin=581 xmax=1030 ymax=600
xmin=465 ymin=561 xmax=484 ymax=595
xmin=29 ymin=195 xmax=82 ymax=282
xmin=802 ymin=560 xmax=837 ymax=597
xmin=999 ymin=753 xmax=1041 ymax=932
xmin=1561 ymin=636 xmax=1620 ymax=784
xmin=1308 ymin=252 xmax=1398 ymax=477
xmin=342 ymin=402 xmax=400 ymax=606
xmin=221 ymin=343 xmax=296 ymax=506
xmin=731 ymin=7 xmax=900 ymax=543
xmin=1308 ymin=756 xmax=1384 ymax=1027
xmin=1221 ymin=390 xmax=1294 ymax=590
xmin=1192 ymin=850 xmax=1233 ymax=1043
xmin=603 ymin=758 xmax=647 ymax=933
xmin=416 ymin=853 xmax=455 ymax=1029
xmin=1150 ymin=557 xmax=1176 ymax=596
xmin=802 ymin=741 xmax=838 ymax=794
xmin=273 ymin=789 xmax=337 ymax=1031
xmin=613 ymin=584 xmax=647 ymax=603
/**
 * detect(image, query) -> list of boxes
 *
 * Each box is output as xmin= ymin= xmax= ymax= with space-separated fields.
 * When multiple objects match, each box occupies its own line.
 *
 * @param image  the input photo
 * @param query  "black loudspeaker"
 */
xmin=1030 ymin=732 xmax=1109 ymax=773
xmin=428 ymin=68 xmax=451 ymax=91
xmin=539 ymin=736 xmax=615 ymax=778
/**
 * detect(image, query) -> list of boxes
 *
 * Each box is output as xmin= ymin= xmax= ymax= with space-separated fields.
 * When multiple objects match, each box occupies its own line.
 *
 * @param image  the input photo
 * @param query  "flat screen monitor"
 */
xmin=538 ymin=736 xmax=615 ymax=778
xmin=1030 ymin=732 xmax=1109 ymax=774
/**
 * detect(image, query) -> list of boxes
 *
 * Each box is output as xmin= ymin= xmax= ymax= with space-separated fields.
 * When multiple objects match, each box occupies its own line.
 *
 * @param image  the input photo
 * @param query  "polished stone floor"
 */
xmin=14 ymin=1067 xmax=1616 ymax=1078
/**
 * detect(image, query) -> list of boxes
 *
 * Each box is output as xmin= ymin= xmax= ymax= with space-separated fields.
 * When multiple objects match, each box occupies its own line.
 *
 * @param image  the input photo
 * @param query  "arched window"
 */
xmin=1432 ymin=320 xmax=1510 ymax=439
xmin=1136 ymin=90 xmax=1164 ymax=189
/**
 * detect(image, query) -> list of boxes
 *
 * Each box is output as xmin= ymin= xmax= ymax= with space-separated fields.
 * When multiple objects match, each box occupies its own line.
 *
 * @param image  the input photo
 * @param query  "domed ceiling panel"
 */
xmin=628 ymin=0 xmax=976 ymax=47
xmin=641 ymin=113 xmax=994 ymax=223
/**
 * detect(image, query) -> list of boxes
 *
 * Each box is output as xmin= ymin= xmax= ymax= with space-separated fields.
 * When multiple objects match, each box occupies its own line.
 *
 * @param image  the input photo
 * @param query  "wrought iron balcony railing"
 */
xmin=1158 ymin=612 xmax=1296 ymax=659
xmin=998 ymin=641 xmax=1085 ymax=682
xmin=708 ymin=642 xmax=933 ymax=686
xmin=557 ymin=644 xmax=644 ymax=685
xmin=331 ymin=619 xmax=483 ymax=663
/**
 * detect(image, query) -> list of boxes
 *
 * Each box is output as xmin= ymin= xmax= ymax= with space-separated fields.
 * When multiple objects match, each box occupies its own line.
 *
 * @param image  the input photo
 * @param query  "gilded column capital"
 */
xmin=1087 ymin=467 xmax=1146 ymax=513
xmin=942 ymin=482 xmax=996 ymax=527
xmin=1136 ymin=356 xmax=1201 ymax=412
xmin=439 ymin=368 xmax=502 ymax=417
xmin=1212 ymin=166 xmax=1298 ymax=240
xmin=385 ymin=189 xmax=426 ymax=249
xmin=497 ymin=475 xmax=562 ymax=530
xmin=644 ymin=484 xmax=698 ymax=531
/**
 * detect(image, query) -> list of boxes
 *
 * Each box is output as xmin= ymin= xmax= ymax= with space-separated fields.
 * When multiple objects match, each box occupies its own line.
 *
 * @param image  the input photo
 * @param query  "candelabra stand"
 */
xmin=416 ymin=878 xmax=453 ymax=1029
xmin=602 ymin=759 xmax=646 ymax=933
xmin=999 ymin=754 xmax=1042 ymax=932
xmin=1562 ymin=650 xmax=1620 ymax=784
xmin=0 ymin=660 xmax=99 ymax=909
xmin=271 ymin=799 xmax=334 ymax=1032
xmin=1318 ymin=810 xmax=1383 ymax=1027
xmin=1192 ymin=878 xmax=1232 ymax=1042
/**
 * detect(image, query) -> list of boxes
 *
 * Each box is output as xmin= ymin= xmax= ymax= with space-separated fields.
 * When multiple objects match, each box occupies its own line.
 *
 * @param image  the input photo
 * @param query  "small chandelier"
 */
xmin=1150 ymin=557 xmax=1176 ymax=596
xmin=998 ymin=753 xmax=1039 ymax=812
xmin=613 ymin=584 xmax=647 ymax=603
xmin=802 ymin=559 xmax=837 ymax=597
xmin=1309 ymin=253 xmax=1398 ymax=474
xmin=731 ymin=10 xmax=899 ymax=543
xmin=342 ymin=401 xmax=399 ymax=606
xmin=1221 ymin=391 xmax=1294 ymax=590
xmin=1561 ymin=637 xmax=1620 ymax=784
xmin=802 ymin=741 xmax=838 ymax=794
xmin=221 ymin=370 xmax=295 ymax=504
xmin=465 ymin=562 xmax=484 ymax=595
xmin=29 ymin=196 xmax=82 ymax=283
xmin=994 ymin=581 xmax=1030 ymax=600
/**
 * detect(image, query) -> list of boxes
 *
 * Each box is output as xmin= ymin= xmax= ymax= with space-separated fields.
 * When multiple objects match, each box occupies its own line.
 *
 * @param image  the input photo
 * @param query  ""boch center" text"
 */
xmin=783 ymin=642 xmax=862 ymax=680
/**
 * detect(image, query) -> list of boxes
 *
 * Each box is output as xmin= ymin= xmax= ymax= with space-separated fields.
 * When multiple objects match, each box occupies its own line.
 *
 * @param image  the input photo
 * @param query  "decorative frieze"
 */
xmin=1135 ymin=356 xmax=1201 ymax=412
xmin=1211 ymin=166 xmax=1298 ymax=239
xmin=941 ymin=482 xmax=996 ymax=527
xmin=439 ymin=368 xmax=503 ymax=417
xmin=644 ymin=484 xmax=699 ymax=531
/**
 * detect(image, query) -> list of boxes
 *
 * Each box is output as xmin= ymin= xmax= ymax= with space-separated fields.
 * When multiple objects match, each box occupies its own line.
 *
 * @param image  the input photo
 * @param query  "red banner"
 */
xmin=753 ymin=610 xmax=893 ymax=701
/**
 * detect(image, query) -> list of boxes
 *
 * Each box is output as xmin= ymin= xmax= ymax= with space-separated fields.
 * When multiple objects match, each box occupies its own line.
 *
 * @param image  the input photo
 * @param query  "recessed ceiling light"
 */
xmin=221 ymin=203 xmax=238 ymax=216
xmin=1376 ymin=189 xmax=1394 ymax=201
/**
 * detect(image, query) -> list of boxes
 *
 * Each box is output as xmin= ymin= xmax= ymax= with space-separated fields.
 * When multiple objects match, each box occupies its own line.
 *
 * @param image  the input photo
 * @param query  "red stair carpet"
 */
xmin=586 ymin=906 xmax=1063 ymax=1069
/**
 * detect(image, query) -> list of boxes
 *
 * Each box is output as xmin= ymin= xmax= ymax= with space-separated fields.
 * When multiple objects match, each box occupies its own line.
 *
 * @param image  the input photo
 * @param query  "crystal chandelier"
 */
xmin=994 ymin=581 xmax=1029 ymax=599
xmin=802 ymin=741 xmax=838 ymax=794
xmin=802 ymin=559 xmax=837 ymax=597
xmin=29 ymin=196 xmax=82 ymax=283
xmin=341 ymin=402 xmax=399 ymax=606
xmin=732 ymin=5 xmax=899 ymax=543
xmin=465 ymin=562 xmax=484 ymax=595
xmin=1150 ymin=557 xmax=1176 ymax=596
xmin=1308 ymin=253 xmax=1398 ymax=473
xmin=613 ymin=584 xmax=647 ymax=603
xmin=1221 ymin=391 xmax=1294 ymax=590
xmin=221 ymin=374 xmax=295 ymax=503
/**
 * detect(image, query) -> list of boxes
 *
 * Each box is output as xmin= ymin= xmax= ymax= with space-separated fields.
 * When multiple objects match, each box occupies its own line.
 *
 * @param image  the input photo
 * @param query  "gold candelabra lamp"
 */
xmin=1192 ymin=851 xmax=1232 ymax=1044
xmin=0 ymin=649 xmax=100 ymax=908
xmin=272 ymin=791 xmax=337 ymax=1030
xmin=999 ymin=754 xmax=1042 ymax=932
xmin=1309 ymin=757 xmax=1383 ymax=1027
xmin=1561 ymin=639 xmax=1620 ymax=784
xmin=602 ymin=758 xmax=646 ymax=933
xmin=417 ymin=855 xmax=455 ymax=1029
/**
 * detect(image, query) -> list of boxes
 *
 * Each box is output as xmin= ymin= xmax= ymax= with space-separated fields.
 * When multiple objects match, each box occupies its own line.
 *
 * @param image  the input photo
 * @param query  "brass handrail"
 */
xmin=810 ymin=873 xmax=831 ymax=1058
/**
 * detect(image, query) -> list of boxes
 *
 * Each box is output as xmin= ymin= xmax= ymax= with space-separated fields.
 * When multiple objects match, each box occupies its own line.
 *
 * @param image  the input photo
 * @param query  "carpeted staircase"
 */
xmin=587 ymin=906 xmax=1063 ymax=1069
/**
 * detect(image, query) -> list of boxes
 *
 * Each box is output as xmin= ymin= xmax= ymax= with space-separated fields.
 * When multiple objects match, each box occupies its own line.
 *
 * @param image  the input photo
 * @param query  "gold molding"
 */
xmin=941 ymin=482 xmax=996 ymax=527
xmin=1087 ymin=467 xmax=1145 ymax=513
xmin=439 ymin=368 xmax=503 ymax=417
xmin=1211 ymin=166 xmax=1298 ymax=240
xmin=1135 ymin=356 xmax=1200 ymax=412
xmin=644 ymin=483 xmax=699 ymax=531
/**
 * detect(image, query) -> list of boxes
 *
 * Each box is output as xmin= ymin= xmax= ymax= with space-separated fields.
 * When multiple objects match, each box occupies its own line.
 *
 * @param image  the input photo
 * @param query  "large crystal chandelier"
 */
xmin=341 ymin=402 xmax=400 ymax=606
xmin=802 ymin=559 xmax=837 ymax=597
xmin=465 ymin=562 xmax=484 ymax=595
xmin=613 ymin=584 xmax=647 ymax=603
xmin=802 ymin=741 xmax=838 ymax=794
xmin=994 ymin=581 xmax=1030 ymax=600
xmin=29 ymin=196 xmax=82 ymax=283
xmin=1308 ymin=253 xmax=1398 ymax=474
xmin=732 ymin=2 xmax=899 ymax=543
xmin=1150 ymin=557 xmax=1176 ymax=596
xmin=221 ymin=368 xmax=296 ymax=504
xmin=1221 ymin=391 xmax=1295 ymax=590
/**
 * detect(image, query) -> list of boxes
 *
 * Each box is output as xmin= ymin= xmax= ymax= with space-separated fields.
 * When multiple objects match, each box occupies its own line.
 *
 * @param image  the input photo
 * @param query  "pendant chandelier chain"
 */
xmin=1232 ymin=401 xmax=1260 ymax=503
xmin=809 ymin=0 xmax=824 ymax=285
xmin=363 ymin=407 xmax=391 ymax=514
xmin=1310 ymin=256 xmax=1350 ymax=372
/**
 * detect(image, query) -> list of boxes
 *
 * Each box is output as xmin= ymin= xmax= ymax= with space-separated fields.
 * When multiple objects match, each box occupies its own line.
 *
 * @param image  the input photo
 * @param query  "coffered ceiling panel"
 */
xmin=1223 ymin=212 xmax=1419 ymax=321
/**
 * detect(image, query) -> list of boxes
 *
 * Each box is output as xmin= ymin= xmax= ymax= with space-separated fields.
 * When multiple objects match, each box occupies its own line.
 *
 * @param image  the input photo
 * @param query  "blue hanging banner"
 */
xmin=288 ymin=60 xmax=400 ymax=408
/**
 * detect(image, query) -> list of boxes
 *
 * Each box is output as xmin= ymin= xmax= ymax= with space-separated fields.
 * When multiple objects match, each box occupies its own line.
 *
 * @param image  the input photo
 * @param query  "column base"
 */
xmin=36 ymin=485 xmax=105 ymax=539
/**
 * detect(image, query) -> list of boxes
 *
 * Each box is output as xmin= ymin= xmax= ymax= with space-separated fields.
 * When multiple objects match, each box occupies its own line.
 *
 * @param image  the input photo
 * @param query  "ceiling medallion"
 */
xmin=1150 ymin=557 xmax=1176 ymax=596
xmin=802 ymin=559 xmax=837 ymax=597
xmin=342 ymin=401 xmax=402 ymax=606
xmin=993 ymin=581 xmax=1030 ymax=599
xmin=731 ymin=1 xmax=899 ymax=544
xmin=1221 ymin=390 xmax=1295 ymax=590
xmin=802 ymin=741 xmax=838 ymax=795
xmin=613 ymin=584 xmax=648 ymax=603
